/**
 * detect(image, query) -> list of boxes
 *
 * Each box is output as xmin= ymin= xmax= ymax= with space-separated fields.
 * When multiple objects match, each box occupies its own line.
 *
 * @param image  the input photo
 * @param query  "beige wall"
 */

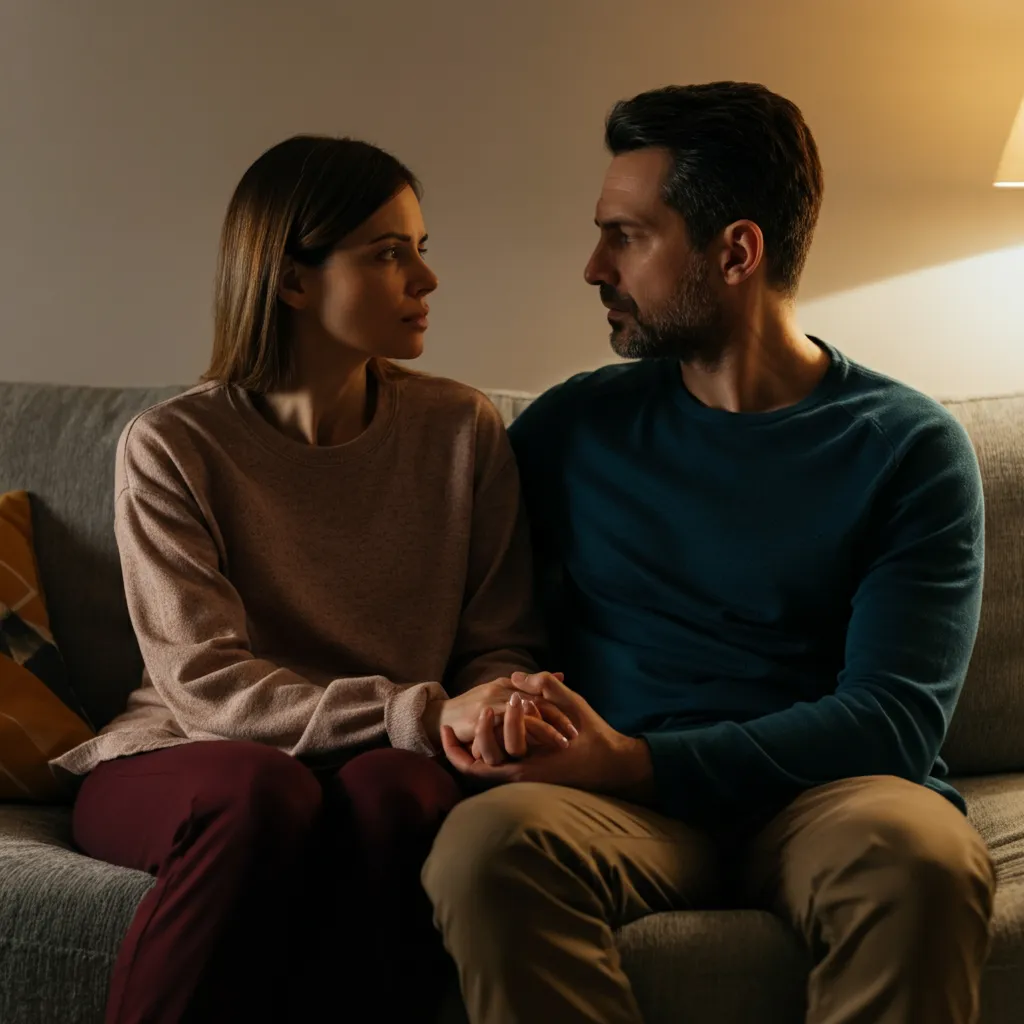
xmin=2 ymin=0 xmax=1023 ymax=396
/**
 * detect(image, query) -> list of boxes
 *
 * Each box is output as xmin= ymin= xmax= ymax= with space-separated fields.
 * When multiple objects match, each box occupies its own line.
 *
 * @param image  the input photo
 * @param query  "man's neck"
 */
xmin=680 ymin=306 xmax=829 ymax=414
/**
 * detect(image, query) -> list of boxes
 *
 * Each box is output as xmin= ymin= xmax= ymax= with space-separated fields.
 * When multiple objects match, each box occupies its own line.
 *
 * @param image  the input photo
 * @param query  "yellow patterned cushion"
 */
xmin=1 ymin=490 xmax=94 ymax=799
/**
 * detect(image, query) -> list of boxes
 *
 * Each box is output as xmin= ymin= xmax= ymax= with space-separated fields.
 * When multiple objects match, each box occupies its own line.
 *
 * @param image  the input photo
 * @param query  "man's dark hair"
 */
xmin=605 ymin=82 xmax=823 ymax=295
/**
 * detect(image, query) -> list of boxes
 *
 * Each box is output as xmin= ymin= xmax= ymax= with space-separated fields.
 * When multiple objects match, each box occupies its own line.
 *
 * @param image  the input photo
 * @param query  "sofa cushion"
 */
xmin=0 ymin=803 xmax=154 ymax=1024
xmin=0 ymin=491 xmax=95 ymax=798
xmin=0 ymin=383 xmax=183 ymax=729
xmin=942 ymin=395 xmax=1024 ymax=774
xmin=3 ymin=773 xmax=1023 ymax=1024
xmin=609 ymin=773 xmax=1024 ymax=1024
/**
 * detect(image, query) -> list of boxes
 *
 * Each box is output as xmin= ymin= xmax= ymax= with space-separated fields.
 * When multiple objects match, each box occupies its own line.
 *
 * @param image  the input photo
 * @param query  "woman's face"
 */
xmin=283 ymin=185 xmax=438 ymax=362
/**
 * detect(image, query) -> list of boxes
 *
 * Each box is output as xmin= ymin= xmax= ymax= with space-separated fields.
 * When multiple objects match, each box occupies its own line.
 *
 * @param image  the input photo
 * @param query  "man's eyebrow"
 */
xmin=366 ymin=232 xmax=429 ymax=244
xmin=594 ymin=217 xmax=646 ymax=230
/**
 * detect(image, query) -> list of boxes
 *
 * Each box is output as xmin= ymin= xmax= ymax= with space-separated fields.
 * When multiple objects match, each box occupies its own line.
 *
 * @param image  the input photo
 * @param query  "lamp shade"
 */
xmin=995 ymin=94 xmax=1024 ymax=187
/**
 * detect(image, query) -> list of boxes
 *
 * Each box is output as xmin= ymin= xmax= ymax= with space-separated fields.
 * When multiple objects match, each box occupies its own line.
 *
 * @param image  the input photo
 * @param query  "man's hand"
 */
xmin=422 ymin=675 xmax=575 ymax=752
xmin=442 ymin=672 xmax=657 ymax=804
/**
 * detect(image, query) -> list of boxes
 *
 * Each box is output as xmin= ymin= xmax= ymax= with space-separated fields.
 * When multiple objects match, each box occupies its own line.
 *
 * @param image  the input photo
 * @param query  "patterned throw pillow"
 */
xmin=0 ymin=490 xmax=94 ymax=799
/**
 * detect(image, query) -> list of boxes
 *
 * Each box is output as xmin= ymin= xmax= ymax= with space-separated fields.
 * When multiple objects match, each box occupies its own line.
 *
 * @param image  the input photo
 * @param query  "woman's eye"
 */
xmin=379 ymin=247 xmax=399 ymax=260
xmin=418 ymin=248 xmax=429 ymax=257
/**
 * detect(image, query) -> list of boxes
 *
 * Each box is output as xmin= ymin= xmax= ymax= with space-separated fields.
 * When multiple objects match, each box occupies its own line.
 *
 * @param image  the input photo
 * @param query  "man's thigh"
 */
xmin=740 ymin=774 xmax=995 ymax=943
xmin=430 ymin=781 xmax=721 ymax=926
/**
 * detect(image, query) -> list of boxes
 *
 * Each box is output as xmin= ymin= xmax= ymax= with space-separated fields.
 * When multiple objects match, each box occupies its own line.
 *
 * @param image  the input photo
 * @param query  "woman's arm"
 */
xmin=116 ymin=480 xmax=446 ymax=756
xmin=442 ymin=405 xmax=545 ymax=695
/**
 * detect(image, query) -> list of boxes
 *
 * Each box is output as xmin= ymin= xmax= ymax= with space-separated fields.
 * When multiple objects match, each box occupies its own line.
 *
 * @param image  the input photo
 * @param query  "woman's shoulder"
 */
xmin=116 ymin=381 xmax=236 ymax=487
xmin=383 ymin=362 xmax=505 ymax=430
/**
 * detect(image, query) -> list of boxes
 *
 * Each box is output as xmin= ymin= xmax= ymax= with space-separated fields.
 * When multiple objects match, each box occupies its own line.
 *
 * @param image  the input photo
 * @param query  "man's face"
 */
xmin=584 ymin=148 xmax=724 ymax=364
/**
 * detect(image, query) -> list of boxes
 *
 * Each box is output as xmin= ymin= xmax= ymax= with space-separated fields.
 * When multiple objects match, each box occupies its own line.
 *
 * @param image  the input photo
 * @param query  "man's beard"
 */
xmin=604 ymin=255 xmax=726 ymax=366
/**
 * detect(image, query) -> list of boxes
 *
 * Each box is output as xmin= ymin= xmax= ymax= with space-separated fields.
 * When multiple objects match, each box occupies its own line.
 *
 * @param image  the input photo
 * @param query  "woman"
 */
xmin=53 ymin=136 xmax=570 ymax=1024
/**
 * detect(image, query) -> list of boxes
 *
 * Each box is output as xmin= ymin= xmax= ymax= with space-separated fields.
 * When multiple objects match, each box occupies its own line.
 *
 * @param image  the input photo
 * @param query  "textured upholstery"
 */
xmin=942 ymin=396 xmax=1024 ymax=775
xmin=0 ymin=804 xmax=153 ymax=1024
xmin=0 ymin=383 xmax=181 ymax=730
xmin=2 ymin=381 xmax=1024 ymax=1023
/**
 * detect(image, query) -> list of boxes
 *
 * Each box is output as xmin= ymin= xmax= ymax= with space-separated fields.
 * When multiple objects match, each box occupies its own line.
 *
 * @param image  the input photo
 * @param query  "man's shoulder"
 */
xmin=510 ymin=361 xmax=661 ymax=443
xmin=836 ymin=356 xmax=973 ymax=467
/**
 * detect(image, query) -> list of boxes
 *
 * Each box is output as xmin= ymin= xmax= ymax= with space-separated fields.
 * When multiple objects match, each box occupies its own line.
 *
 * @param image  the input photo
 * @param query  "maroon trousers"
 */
xmin=72 ymin=741 xmax=462 ymax=1024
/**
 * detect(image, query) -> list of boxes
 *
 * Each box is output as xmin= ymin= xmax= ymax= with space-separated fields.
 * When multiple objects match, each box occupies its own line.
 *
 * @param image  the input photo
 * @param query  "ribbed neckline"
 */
xmin=226 ymin=362 xmax=398 ymax=466
xmin=663 ymin=336 xmax=846 ymax=427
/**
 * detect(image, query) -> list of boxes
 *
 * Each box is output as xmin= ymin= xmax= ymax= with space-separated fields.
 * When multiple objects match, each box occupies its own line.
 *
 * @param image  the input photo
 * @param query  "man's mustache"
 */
xmin=599 ymin=286 xmax=637 ymax=314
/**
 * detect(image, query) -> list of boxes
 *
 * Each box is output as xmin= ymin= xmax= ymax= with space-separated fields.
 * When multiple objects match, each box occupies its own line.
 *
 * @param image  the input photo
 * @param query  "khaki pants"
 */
xmin=423 ymin=775 xmax=995 ymax=1024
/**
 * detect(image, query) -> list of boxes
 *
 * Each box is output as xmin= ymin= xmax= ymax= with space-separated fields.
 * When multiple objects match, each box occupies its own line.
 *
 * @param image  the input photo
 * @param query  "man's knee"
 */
xmin=814 ymin=779 xmax=995 ymax=921
xmin=422 ymin=783 xmax=568 ymax=915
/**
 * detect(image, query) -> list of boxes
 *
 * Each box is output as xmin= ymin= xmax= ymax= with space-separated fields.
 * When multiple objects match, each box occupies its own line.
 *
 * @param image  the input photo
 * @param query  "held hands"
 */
xmin=441 ymin=671 xmax=656 ymax=802
xmin=423 ymin=674 xmax=576 ymax=753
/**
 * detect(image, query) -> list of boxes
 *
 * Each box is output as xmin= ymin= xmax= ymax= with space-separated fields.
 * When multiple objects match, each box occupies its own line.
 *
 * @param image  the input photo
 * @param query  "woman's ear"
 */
xmin=277 ymin=256 xmax=310 ymax=311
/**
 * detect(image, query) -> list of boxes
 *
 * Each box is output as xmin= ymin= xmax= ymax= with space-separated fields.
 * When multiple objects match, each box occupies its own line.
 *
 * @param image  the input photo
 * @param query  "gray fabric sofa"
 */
xmin=1 ymin=380 xmax=1023 ymax=1024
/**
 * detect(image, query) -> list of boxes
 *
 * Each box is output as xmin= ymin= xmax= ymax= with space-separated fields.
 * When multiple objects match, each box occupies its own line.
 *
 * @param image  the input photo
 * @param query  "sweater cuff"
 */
xmin=384 ymin=681 xmax=448 ymax=755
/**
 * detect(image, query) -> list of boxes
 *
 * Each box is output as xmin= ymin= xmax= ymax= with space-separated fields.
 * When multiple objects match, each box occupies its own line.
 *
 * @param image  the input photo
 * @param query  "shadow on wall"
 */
xmin=799 ymin=244 xmax=1024 ymax=399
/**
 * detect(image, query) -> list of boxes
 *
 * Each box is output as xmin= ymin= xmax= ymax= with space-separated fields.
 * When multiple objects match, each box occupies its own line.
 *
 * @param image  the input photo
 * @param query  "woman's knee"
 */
xmin=190 ymin=741 xmax=323 ymax=839
xmin=338 ymin=748 xmax=462 ymax=843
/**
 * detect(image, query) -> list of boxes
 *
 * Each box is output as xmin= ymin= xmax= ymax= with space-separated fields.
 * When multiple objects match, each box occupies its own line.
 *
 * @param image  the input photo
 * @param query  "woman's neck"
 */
xmin=257 ymin=344 xmax=377 ymax=448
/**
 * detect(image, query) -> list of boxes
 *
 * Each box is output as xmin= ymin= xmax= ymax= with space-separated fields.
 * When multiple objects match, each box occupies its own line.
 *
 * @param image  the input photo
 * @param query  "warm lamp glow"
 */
xmin=994 ymin=94 xmax=1024 ymax=187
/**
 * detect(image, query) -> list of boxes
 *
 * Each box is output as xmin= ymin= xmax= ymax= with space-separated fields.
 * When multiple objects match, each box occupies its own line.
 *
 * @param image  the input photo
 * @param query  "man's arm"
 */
xmin=642 ymin=417 xmax=984 ymax=821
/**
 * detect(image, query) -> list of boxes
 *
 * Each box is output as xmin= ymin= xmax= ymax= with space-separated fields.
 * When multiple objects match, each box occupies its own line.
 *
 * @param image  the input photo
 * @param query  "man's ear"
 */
xmin=278 ymin=256 xmax=309 ymax=311
xmin=716 ymin=220 xmax=765 ymax=286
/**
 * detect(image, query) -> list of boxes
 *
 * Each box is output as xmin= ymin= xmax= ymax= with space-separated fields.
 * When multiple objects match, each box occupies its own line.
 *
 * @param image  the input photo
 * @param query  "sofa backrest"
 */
xmin=941 ymin=395 xmax=1024 ymax=774
xmin=0 ymin=383 xmax=182 ymax=729
xmin=0 ymin=381 xmax=1020 ymax=775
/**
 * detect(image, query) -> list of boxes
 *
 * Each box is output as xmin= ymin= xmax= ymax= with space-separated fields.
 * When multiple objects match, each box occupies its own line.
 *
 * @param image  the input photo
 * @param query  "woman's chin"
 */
xmin=380 ymin=336 xmax=425 ymax=361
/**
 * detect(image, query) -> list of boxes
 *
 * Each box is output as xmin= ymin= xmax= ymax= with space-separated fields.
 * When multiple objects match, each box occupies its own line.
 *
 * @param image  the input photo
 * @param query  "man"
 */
xmin=423 ymin=82 xmax=995 ymax=1024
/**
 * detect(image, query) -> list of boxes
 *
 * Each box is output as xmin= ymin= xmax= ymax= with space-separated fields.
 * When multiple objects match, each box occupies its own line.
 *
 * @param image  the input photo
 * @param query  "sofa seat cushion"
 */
xmin=0 ymin=804 xmax=154 ymax=1024
xmin=612 ymin=773 xmax=1024 ymax=1024
xmin=4 ymin=774 xmax=1024 ymax=1024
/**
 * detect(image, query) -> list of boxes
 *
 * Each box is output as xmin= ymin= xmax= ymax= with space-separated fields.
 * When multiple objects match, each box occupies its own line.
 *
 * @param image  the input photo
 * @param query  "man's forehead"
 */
xmin=596 ymin=149 xmax=669 ymax=218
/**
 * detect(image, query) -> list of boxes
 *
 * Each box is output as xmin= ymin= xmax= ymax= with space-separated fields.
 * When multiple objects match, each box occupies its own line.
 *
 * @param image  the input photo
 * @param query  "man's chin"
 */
xmin=610 ymin=329 xmax=654 ymax=361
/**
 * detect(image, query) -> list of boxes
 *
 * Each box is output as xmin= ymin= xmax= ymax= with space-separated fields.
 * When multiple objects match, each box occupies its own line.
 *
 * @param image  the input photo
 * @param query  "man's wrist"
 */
xmin=611 ymin=735 xmax=656 ymax=804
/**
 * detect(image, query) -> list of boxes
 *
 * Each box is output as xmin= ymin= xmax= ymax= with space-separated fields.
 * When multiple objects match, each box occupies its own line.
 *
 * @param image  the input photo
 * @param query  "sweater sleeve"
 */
xmin=444 ymin=404 xmax=542 ymax=693
xmin=641 ymin=416 xmax=985 ymax=822
xmin=115 ymin=474 xmax=444 ymax=759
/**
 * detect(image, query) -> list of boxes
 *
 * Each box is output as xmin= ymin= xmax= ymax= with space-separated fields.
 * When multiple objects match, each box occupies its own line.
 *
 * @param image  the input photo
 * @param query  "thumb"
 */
xmin=510 ymin=670 xmax=560 ymax=695
xmin=533 ymin=673 xmax=585 ymax=714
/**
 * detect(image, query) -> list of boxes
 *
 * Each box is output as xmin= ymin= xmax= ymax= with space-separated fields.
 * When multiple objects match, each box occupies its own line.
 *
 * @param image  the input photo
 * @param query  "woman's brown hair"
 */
xmin=204 ymin=135 xmax=421 ymax=393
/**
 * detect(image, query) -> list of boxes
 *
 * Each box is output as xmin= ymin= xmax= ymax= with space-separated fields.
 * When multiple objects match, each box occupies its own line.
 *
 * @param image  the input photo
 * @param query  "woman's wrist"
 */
xmin=422 ymin=696 xmax=446 ymax=748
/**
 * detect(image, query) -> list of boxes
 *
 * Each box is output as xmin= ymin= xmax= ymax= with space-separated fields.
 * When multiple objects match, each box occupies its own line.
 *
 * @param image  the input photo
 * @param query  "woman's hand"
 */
xmin=469 ymin=691 xmax=579 ymax=764
xmin=442 ymin=672 xmax=654 ymax=802
xmin=422 ymin=674 xmax=575 ymax=751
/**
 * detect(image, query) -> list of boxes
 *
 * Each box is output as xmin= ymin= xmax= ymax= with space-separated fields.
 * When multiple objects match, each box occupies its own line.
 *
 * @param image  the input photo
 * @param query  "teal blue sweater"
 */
xmin=508 ymin=341 xmax=984 ymax=822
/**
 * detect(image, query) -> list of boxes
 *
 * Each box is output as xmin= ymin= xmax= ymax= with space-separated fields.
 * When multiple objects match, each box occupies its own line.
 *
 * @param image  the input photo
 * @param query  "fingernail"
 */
xmin=560 ymin=734 xmax=570 ymax=747
xmin=511 ymin=671 xmax=527 ymax=684
xmin=509 ymin=692 xmax=522 ymax=707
